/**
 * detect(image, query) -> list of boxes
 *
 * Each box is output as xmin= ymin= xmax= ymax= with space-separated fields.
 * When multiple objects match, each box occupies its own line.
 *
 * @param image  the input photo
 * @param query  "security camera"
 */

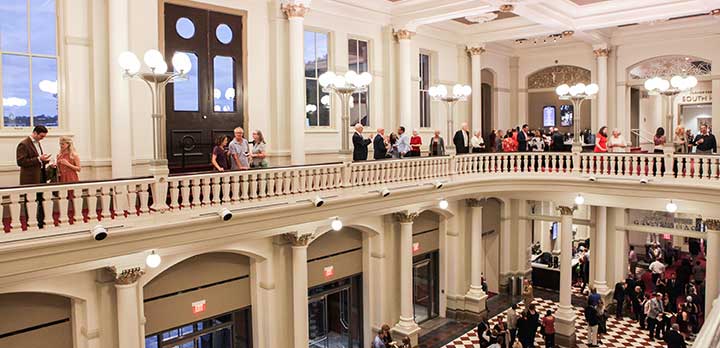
xmin=380 ymin=188 xmax=391 ymax=197
xmin=588 ymin=176 xmax=596 ymax=182
xmin=218 ymin=207 xmax=232 ymax=221
xmin=640 ymin=177 xmax=649 ymax=184
xmin=313 ymin=196 xmax=325 ymax=207
xmin=92 ymin=225 xmax=108 ymax=241
xmin=434 ymin=181 xmax=444 ymax=189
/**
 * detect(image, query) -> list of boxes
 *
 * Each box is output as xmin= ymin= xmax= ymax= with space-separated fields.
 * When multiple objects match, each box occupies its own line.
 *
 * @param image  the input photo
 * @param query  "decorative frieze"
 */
xmin=106 ymin=266 xmax=144 ymax=285
xmin=393 ymin=29 xmax=415 ymax=41
xmin=394 ymin=211 xmax=419 ymax=223
xmin=705 ymin=219 xmax=720 ymax=231
xmin=283 ymin=232 xmax=314 ymax=246
xmin=557 ymin=206 xmax=575 ymax=216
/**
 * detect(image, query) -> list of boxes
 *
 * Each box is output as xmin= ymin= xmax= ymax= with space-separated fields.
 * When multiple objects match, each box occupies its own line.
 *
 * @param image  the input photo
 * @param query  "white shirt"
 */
xmin=31 ymin=137 xmax=44 ymax=163
xmin=470 ymin=135 xmax=484 ymax=148
xmin=649 ymin=260 xmax=665 ymax=274
xmin=462 ymin=130 xmax=469 ymax=146
xmin=397 ymin=133 xmax=410 ymax=154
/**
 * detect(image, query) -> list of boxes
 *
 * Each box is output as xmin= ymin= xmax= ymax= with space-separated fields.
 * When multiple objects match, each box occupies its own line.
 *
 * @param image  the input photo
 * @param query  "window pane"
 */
xmin=319 ymin=90 xmax=330 ymax=126
xmin=316 ymin=32 xmax=328 ymax=75
xmin=30 ymin=0 xmax=55 ymax=55
xmin=358 ymin=40 xmax=368 ymax=73
xmin=173 ymin=51 xmax=198 ymax=111
xmin=175 ymin=17 xmax=195 ymax=39
xmin=32 ymin=56 xmax=57 ymax=126
xmin=215 ymin=24 xmax=232 ymax=44
xmin=305 ymin=78 xmax=317 ymax=127
xmin=213 ymin=56 xmax=235 ymax=112
xmin=348 ymin=39 xmax=357 ymax=72
xmin=145 ymin=336 xmax=159 ymax=348
xmin=0 ymin=1 xmax=28 ymax=53
xmin=303 ymin=31 xmax=315 ymax=78
xmin=2 ymin=54 xmax=31 ymax=127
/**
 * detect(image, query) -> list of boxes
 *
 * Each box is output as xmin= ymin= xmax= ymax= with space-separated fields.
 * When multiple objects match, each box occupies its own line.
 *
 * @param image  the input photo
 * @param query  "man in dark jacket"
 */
xmin=585 ymin=305 xmax=600 ymax=347
xmin=453 ymin=122 xmax=470 ymax=154
xmin=372 ymin=128 xmax=387 ymax=160
xmin=352 ymin=123 xmax=371 ymax=161
xmin=517 ymin=124 xmax=530 ymax=152
xmin=613 ymin=281 xmax=627 ymax=318
xmin=664 ymin=324 xmax=686 ymax=348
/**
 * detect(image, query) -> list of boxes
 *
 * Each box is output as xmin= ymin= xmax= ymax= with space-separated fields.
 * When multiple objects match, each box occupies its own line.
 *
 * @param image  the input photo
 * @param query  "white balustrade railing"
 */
xmin=2 ymin=152 xmax=719 ymax=235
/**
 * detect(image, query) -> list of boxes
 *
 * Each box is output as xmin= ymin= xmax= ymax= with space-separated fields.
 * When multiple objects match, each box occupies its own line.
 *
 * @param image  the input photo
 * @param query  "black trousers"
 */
xmin=616 ymin=298 xmax=624 ymax=318
xmin=648 ymin=317 xmax=662 ymax=339
xmin=544 ymin=333 xmax=555 ymax=348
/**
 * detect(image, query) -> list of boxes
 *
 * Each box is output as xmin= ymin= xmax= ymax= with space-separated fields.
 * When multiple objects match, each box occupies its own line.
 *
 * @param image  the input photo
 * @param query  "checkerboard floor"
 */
xmin=441 ymin=297 xmax=692 ymax=348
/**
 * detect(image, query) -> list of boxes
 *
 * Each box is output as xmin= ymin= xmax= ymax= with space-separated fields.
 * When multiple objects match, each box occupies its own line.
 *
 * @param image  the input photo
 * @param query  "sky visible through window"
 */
xmin=1 ymin=0 xmax=58 ymax=127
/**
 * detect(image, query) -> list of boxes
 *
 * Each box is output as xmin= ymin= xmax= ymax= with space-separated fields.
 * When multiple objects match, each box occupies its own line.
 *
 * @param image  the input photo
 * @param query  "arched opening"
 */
xmin=143 ymin=252 xmax=253 ymax=348
xmin=307 ymin=227 xmax=365 ymax=348
xmin=412 ymin=210 xmax=441 ymax=324
xmin=481 ymin=68 xmax=495 ymax=139
xmin=527 ymin=65 xmax=592 ymax=137
xmin=0 ymin=292 xmax=73 ymax=347
xmin=625 ymin=55 xmax=712 ymax=150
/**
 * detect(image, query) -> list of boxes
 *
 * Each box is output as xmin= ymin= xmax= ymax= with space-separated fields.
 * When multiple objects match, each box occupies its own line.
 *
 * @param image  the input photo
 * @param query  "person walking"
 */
xmin=541 ymin=310 xmax=555 ymax=348
xmin=647 ymin=292 xmax=665 ymax=340
xmin=613 ymin=281 xmax=627 ymax=319
xmin=505 ymin=304 xmax=519 ymax=345
xmin=628 ymin=246 xmax=638 ymax=276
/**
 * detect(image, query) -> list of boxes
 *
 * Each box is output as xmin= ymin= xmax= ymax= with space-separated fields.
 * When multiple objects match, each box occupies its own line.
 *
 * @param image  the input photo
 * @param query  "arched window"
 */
xmin=0 ymin=0 xmax=59 ymax=128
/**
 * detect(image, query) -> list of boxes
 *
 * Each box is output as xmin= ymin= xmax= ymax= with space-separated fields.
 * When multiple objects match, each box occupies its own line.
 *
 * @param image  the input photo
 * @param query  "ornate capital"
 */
xmin=557 ymin=206 xmax=575 ymax=216
xmin=393 ymin=29 xmax=415 ymax=41
xmin=593 ymin=48 xmax=610 ymax=57
xmin=283 ymin=232 xmax=313 ymax=246
xmin=711 ymin=8 xmax=720 ymax=16
xmin=281 ymin=4 xmax=309 ymax=18
xmin=466 ymin=198 xmax=485 ymax=207
xmin=106 ymin=266 xmax=144 ymax=285
xmin=466 ymin=46 xmax=486 ymax=56
xmin=705 ymin=219 xmax=720 ymax=231
xmin=499 ymin=4 xmax=514 ymax=12
xmin=394 ymin=211 xmax=419 ymax=223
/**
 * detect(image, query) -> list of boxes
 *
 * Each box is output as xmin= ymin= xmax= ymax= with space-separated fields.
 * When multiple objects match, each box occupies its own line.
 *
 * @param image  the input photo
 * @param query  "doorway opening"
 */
xmin=308 ymin=274 xmax=363 ymax=348
xmin=145 ymin=307 xmax=252 ymax=348
xmin=413 ymin=251 xmax=439 ymax=324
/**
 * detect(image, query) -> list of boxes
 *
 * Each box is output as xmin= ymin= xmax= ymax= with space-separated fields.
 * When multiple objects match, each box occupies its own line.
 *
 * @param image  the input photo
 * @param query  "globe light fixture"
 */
xmin=319 ymin=70 xmax=373 ymax=157
xmin=556 ymin=82 xmax=599 ymax=150
xmin=429 ymin=83 xmax=472 ymax=149
xmin=146 ymin=250 xmax=162 ymax=268
xmin=666 ymin=200 xmax=678 ymax=213
xmin=438 ymin=199 xmax=449 ymax=210
xmin=331 ymin=218 xmax=343 ymax=231
xmin=574 ymin=194 xmax=585 ymax=206
xmin=644 ymin=74 xmax=697 ymax=156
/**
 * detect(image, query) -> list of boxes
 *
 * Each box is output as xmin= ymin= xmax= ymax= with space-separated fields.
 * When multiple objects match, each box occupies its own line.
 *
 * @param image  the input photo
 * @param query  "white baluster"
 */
xmin=127 ymin=185 xmax=138 ymax=216
xmin=86 ymin=188 xmax=99 ymax=222
xmin=9 ymin=193 xmax=22 ymax=231
xmin=240 ymin=174 xmax=250 ymax=200
xmin=222 ymin=176 xmax=232 ymax=202
xmin=169 ymin=181 xmax=180 ymax=209
xmin=267 ymin=172 xmax=276 ymax=197
xmin=249 ymin=173 xmax=258 ymax=199
xmin=201 ymin=178 xmax=212 ymax=205
xmin=25 ymin=192 xmax=38 ymax=230
xmin=100 ymin=186 xmax=111 ymax=220
xmin=257 ymin=172 xmax=267 ymax=198
xmin=57 ymin=189 xmax=69 ymax=226
xmin=73 ymin=189 xmax=85 ymax=222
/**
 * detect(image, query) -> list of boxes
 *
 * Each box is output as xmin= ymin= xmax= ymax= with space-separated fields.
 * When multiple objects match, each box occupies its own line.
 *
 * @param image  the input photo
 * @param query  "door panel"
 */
xmin=413 ymin=260 xmax=432 ymax=323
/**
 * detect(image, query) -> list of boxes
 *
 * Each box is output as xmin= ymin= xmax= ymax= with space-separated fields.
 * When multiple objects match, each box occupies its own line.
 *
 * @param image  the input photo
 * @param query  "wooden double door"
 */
xmin=164 ymin=3 xmax=244 ymax=172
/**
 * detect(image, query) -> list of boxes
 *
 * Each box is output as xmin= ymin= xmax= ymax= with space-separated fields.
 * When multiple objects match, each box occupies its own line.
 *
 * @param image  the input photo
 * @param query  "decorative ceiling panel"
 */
xmin=528 ymin=65 xmax=591 ymax=89
xmin=453 ymin=11 xmax=517 ymax=25
xmin=629 ymin=56 xmax=712 ymax=80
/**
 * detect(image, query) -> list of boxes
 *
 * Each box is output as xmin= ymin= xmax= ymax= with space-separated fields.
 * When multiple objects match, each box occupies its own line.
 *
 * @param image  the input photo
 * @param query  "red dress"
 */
xmin=57 ymin=152 xmax=80 ymax=183
xmin=410 ymin=135 xmax=422 ymax=156
xmin=594 ymin=134 xmax=608 ymax=153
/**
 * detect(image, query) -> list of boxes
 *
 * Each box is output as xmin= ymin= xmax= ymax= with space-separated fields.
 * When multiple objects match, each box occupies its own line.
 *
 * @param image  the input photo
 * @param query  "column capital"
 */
xmin=593 ymin=47 xmax=611 ymax=58
xmin=466 ymin=198 xmax=485 ymax=207
xmin=393 ymin=29 xmax=415 ymax=41
xmin=283 ymin=232 xmax=314 ymax=246
xmin=466 ymin=45 xmax=486 ymax=56
xmin=281 ymin=1 xmax=310 ymax=19
xmin=106 ymin=266 xmax=144 ymax=285
xmin=394 ymin=211 xmax=419 ymax=223
xmin=705 ymin=219 xmax=720 ymax=231
xmin=557 ymin=206 xmax=575 ymax=216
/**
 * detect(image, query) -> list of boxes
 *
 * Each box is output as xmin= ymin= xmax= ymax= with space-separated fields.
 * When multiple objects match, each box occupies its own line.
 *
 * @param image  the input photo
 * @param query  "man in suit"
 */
xmin=352 ymin=123 xmax=371 ymax=161
xmin=518 ymin=124 xmax=530 ymax=152
xmin=664 ymin=324 xmax=686 ymax=348
xmin=16 ymin=125 xmax=51 ymax=228
xmin=373 ymin=128 xmax=387 ymax=160
xmin=453 ymin=122 xmax=470 ymax=154
xmin=613 ymin=281 xmax=627 ymax=318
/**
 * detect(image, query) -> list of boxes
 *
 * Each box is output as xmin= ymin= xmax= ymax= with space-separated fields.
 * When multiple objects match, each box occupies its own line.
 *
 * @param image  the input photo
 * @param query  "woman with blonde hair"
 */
xmin=56 ymin=136 xmax=81 ymax=183
xmin=673 ymin=126 xmax=687 ymax=153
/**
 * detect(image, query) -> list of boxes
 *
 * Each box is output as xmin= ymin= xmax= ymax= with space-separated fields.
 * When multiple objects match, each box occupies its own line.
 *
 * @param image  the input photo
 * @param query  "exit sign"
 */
xmin=412 ymin=242 xmax=420 ymax=253
xmin=192 ymin=300 xmax=206 ymax=315
xmin=323 ymin=265 xmax=335 ymax=278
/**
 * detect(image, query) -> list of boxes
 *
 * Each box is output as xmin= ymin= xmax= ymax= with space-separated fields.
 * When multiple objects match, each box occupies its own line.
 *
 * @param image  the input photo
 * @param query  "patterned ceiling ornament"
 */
xmin=393 ymin=29 xmax=415 ymax=41
xmin=628 ymin=55 xmax=712 ymax=80
xmin=527 ymin=65 xmax=591 ymax=90
xmin=499 ymin=4 xmax=514 ymax=12
xmin=465 ymin=12 xmax=498 ymax=24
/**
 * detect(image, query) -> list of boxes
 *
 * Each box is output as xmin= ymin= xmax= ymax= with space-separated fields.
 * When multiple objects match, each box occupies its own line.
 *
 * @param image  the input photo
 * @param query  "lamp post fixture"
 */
xmin=644 ymin=75 xmax=698 ymax=152
xmin=555 ymin=82 xmax=598 ymax=151
xmin=118 ymin=49 xmax=192 ymax=210
xmin=428 ymin=84 xmax=471 ymax=147
xmin=318 ymin=70 xmax=373 ymax=157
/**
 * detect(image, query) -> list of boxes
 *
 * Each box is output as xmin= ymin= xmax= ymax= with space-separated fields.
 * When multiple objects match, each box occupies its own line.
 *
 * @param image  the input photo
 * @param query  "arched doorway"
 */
xmin=143 ymin=252 xmax=253 ymax=348
xmin=527 ymin=65 xmax=591 ymax=135
xmin=0 ymin=292 xmax=73 ymax=347
xmin=412 ymin=210 xmax=442 ymax=324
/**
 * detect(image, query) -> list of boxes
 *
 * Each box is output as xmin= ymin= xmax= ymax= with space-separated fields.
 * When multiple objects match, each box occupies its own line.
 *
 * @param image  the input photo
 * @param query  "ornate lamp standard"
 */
xmin=318 ymin=70 xmax=373 ymax=158
xmin=555 ymin=83 xmax=598 ymax=152
xmin=118 ymin=49 xmax=192 ymax=210
xmin=644 ymin=75 xmax=697 ymax=152
xmin=428 ymin=84 xmax=471 ymax=148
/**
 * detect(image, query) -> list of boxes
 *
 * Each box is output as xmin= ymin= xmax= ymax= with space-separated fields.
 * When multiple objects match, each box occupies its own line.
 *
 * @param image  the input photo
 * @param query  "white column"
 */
xmin=510 ymin=57 xmax=520 ymax=128
xmin=108 ymin=0 xmax=133 ymax=178
xmin=515 ymin=199 xmax=531 ymax=276
xmin=705 ymin=220 xmax=720 ymax=318
xmin=593 ymin=206 xmax=609 ymax=295
xmin=392 ymin=212 xmax=420 ymax=342
xmin=282 ymin=3 xmax=309 ymax=165
xmin=465 ymin=199 xmax=488 ymax=315
xmin=713 ymin=72 xmax=720 ymax=138
xmin=500 ymin=202 xmax=512 ymax=293
xmin=556 ymin=206 xmax=577 ymax=347
xmin=593 ymin=45 xmax=609 ymax=128
xmin=113 ymin=268 xmax=144 ymax=348
xmin=467 ymin=45 xmax=485 ymax=133
xmin=395 ymin=29 xmax=414 ymax=129
xmin=288 ymin=233 xmax=311 ymax=348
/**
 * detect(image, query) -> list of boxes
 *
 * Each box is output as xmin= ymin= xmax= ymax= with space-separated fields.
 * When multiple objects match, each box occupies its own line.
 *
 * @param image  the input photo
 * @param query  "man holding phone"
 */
xmin=16 ymin=125 xmax=51 ymax=228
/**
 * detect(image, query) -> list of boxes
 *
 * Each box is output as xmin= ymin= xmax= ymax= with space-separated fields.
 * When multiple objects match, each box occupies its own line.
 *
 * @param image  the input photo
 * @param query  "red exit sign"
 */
xmin=412 ymin=242 xmax=420 ymax=253
xmin=192 ymin=300 xmax=206 ymax=315
xmin=323 ymin=265 xmax=335 ymax=278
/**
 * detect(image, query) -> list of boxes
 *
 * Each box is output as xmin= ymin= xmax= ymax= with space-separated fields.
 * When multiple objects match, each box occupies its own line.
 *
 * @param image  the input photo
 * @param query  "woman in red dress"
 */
xmin=57 ymin=136 xmax=81 ymax=183
xmin=409 ymin=129 xmax=422 ymax=157
xmin=594 ymin=126 xmax=608 ymax=153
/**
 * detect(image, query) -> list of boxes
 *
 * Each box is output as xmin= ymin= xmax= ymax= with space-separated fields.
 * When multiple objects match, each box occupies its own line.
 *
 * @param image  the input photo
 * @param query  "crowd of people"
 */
xmin=210 ymin=127 xmax=268 ymax=171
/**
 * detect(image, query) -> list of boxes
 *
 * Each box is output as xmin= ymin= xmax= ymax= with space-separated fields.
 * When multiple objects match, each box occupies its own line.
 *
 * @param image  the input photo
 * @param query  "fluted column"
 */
xmin=392 ymin=211 xmax=421 ymax=344
xmin=282 ymin=2 xmax=309 ymax=165
xmin=556 ymin=206 xmax=577 ymax=347
xmin=395 ymin=29 xmax=414 ymax=129
xmin=285 ymin=233 xmax=313 ymax=348
xmin=593 ymin=206 xmax=609 ymax=295
xmin=467 ymin=45 xmax=485 ymax=133
xmin=465 ymin=199 xmax=488 ymax=318
xmin=705 ymin=220 xmax=720 ymax=318
xmin=108 ymin=0 xmax=132 ymax=178
xmin=109 ymin=267 xmax=144 ymax=348
xmin=593 ymin=45 xmax=610 ymax=128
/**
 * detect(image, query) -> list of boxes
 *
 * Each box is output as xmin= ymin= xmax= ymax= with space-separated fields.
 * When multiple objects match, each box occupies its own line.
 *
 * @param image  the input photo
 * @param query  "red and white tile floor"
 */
xmin=441 ymin=297 xmax=691 ymax=348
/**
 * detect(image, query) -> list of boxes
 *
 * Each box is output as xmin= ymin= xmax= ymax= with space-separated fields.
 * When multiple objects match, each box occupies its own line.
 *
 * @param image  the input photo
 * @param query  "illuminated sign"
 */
xmin=412 ymin=242 xmax=420 ymax=253
xmin=192 ymin=300 xmax=206 ymax=315
xmin=323 ymin=265 xmax=335 ymax=278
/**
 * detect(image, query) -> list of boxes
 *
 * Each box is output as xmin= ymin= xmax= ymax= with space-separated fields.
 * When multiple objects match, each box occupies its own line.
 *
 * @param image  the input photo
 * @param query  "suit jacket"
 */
xmin=453 ymin=130 xmax=470 ymax=154
xmin=664 ymin=330 xmax=686 ymax=348
xmin=373 ymin=134 xmax=387 ymax=160
xmin=352 ymin=132 xmax=371 ymax=161
xmin=16 ymin=137 xmax=46 ymax=185
xmin=518 ymin=131 xmax=529 ymax=152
